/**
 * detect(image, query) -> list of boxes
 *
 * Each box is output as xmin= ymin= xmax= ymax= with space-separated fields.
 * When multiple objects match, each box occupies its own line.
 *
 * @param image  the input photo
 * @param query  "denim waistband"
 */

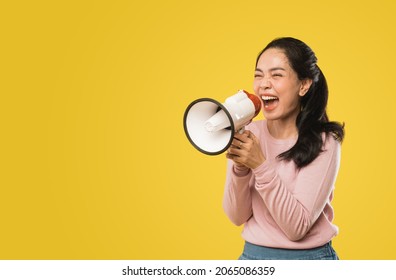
xmin=239 ymin=241 xmax=339 ymax=260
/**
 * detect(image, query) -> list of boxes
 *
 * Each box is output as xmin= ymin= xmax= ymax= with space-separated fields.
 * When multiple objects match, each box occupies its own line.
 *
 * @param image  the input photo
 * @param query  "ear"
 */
xmin=299 ymin=79 xmax=313 ymax=97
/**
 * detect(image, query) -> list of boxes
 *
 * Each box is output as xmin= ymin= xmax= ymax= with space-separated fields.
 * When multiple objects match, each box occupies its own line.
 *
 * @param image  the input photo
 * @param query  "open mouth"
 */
xmin=261 ymin=95 xmax=279 ymax=110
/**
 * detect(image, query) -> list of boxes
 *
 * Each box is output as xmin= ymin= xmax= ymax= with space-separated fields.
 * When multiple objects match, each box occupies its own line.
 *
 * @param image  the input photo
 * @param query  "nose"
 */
xmin=259 ymin=76 xmax=271 ymax=89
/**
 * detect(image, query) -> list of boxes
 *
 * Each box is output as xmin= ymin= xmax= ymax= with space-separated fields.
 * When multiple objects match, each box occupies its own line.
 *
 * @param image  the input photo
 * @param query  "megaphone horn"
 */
xmin=183 ymin=90 xmax=261 ymax=155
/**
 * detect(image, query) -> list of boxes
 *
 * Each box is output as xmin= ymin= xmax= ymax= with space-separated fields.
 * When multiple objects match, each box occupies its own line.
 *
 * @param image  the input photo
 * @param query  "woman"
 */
xmin=223 ymin=37 xmax=345 ymax=260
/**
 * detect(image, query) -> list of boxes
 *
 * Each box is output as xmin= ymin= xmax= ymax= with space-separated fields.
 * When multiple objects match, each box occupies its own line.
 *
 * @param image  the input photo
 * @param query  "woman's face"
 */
xmin=253 ymin=48 xmax=310 ymax=123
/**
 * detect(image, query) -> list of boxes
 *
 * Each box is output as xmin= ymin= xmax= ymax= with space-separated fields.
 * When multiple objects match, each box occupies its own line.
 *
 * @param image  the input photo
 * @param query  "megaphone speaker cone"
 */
xmin=183 ymin=98 xmax=235 ymax=155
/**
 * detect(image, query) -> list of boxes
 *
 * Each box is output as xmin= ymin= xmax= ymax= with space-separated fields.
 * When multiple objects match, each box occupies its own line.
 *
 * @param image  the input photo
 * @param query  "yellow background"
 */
xmin=1 ymin=0 xmax=395 ymax=259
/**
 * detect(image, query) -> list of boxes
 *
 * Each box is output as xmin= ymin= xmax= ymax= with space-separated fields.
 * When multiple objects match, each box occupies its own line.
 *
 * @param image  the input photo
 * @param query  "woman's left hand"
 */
xmin=226 ymin=130 xmax=266 ymax=169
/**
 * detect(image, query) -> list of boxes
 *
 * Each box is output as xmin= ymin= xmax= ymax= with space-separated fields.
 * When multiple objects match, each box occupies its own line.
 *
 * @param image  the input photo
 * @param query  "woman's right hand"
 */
xmin=226 ymin=130 xmax=266 ymax=169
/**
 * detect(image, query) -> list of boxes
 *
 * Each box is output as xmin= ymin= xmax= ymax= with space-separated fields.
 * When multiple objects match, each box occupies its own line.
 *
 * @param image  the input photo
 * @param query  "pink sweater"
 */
xmin=223 ymin=120 xmax=341 ymax=249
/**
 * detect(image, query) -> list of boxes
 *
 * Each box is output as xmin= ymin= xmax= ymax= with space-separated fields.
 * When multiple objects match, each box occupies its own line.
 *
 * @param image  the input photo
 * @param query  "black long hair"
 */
xmin=256 ymin=37 xmax=345 ymax=168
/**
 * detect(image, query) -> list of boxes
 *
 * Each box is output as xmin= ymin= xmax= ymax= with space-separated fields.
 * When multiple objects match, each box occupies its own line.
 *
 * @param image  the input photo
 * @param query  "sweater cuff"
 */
xmin=252 ymin=160 xmax=277 ymax=187
xmin=232 ymin=165 xmax=251 ymax=177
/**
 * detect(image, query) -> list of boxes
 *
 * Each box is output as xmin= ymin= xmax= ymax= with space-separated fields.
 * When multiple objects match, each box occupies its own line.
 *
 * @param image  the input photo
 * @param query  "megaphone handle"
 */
xmin=238 ymin=127 xmax=245 ymax=134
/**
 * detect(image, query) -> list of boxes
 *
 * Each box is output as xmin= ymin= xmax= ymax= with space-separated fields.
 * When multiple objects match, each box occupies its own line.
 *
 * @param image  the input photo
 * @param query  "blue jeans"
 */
xmin=239 ymin=241 xmax=339 ymax=260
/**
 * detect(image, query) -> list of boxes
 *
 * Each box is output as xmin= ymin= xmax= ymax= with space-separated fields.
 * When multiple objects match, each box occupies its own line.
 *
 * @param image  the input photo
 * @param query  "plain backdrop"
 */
xmin=1 ymin=0 xmax=395 ymax=259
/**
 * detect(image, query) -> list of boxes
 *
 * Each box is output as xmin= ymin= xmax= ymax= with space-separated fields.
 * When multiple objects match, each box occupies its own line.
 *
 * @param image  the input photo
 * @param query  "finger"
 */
xmin=233 ymin=135 xmax=248 ymax=145
xmin=228 ymin=147 xmax=242 ymax=156
xmin=227 ymin=152 xmax=244 ymax=165
xmin=226 ymin=152 xmax=240 ymax=162
xmin=243 ymin=129 xmax=252 ymax=138
xmin=234 ymin=130 xmax=253 ymax=143
xmin=230 ymin=138 xmax=244 ymax=149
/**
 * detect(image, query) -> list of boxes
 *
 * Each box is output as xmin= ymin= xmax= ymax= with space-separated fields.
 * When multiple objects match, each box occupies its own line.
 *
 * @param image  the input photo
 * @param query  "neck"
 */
xmin=267 ymin=118 xmax=298 ymax=139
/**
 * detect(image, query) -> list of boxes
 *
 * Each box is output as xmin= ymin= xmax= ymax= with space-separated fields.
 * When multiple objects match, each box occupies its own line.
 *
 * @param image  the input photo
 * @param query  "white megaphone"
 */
xmin=183 ymin=90 xmax=262 ymax=155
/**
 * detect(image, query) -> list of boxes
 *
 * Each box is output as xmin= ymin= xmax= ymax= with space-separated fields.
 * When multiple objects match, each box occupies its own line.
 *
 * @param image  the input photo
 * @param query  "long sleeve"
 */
xmin=222 ymin=159 xmax=253 ymax=226
xmin=252 ymin=136 xmax=341 ymax=241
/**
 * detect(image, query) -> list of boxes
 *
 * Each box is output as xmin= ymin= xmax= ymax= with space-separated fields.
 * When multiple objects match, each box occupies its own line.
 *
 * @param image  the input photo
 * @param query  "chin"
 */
xmin=263 ymin=111 xmax=280 ymax=121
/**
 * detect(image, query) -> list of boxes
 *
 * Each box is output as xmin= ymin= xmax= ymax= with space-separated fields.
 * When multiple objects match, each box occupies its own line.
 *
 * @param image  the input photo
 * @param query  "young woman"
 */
xmin=223 ymin=37 xmax=345 ymax=260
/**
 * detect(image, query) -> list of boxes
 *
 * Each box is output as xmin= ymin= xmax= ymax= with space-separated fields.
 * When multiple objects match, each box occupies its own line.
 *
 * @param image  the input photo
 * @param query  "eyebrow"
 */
xmin=255 ymin=67 xmax=286 ymax=72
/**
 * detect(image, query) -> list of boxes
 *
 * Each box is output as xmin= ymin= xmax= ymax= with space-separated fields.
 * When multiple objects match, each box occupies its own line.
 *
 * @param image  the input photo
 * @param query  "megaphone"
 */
xmin=183 ymin=90 xmax=262 ymax=155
